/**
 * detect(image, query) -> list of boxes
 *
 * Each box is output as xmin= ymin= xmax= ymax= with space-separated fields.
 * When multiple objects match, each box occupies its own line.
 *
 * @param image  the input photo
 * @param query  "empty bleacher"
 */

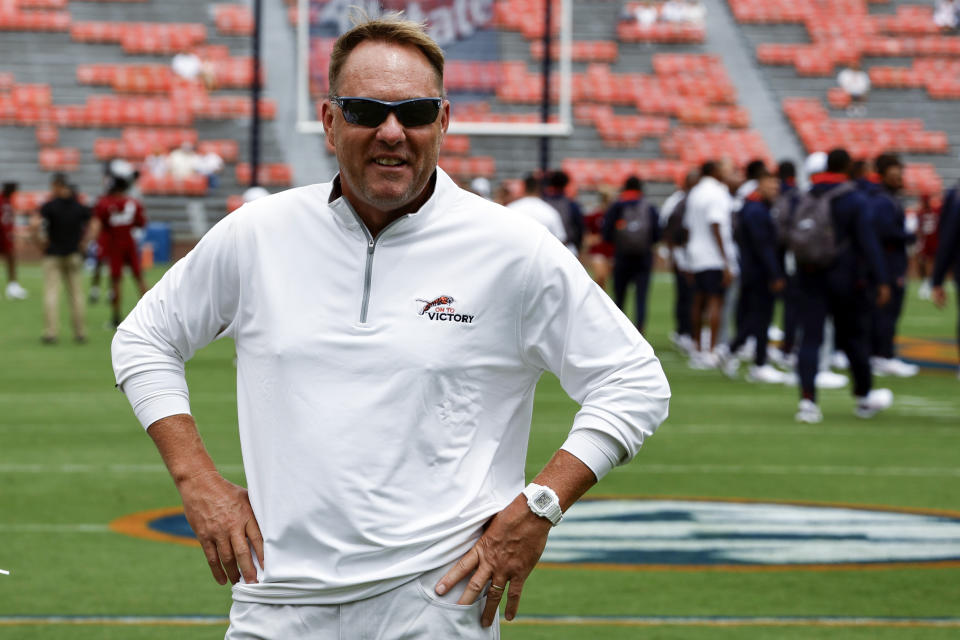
xmin=0 ymin=0 xmax=288 ymax=238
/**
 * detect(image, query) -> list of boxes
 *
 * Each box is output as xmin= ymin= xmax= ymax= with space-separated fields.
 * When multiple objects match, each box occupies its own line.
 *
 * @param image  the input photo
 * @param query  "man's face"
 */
xmin=757 ymin=175 xmax=779 ymax=203
xmin=321 ymin=41 xmax=449 ymax=216
xmin=882 ymin=165 xmax=903 ymax=192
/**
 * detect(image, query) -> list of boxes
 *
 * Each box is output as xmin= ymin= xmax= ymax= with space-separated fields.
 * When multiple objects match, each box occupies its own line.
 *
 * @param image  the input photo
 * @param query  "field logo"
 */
xmin=542 ymin=498 xmax=960 ymax=570
xmin=112 ymin=498 xmax=960 ymax=570
xmin=415 ymin=295 xmax=475 ymax=324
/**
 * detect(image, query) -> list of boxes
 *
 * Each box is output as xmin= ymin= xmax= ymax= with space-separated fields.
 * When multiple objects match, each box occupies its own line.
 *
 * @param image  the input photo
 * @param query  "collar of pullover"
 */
xmin=327 ymin=168 xmax=453 ymax=239
xmin=810 ymin=172 xmax=849 ymax=185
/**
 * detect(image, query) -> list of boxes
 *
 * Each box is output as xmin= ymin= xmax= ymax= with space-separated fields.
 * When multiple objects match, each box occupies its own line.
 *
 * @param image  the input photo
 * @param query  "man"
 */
xmin=542 ymin=170 xmax=585 ymax=256
xmin=111 ymin=15 xmax=670 ymax=639
xmin=90 ymin=176 xmax=149 ymax=327
xmin=837 ymin=59 xmax=870 ymax=116
xmin=869 ymin=153 xmax=918 ymax=377
xmin=35 ymin=174 xmax=92 ymax=343
xmin=773 ymin=159 xmax=801 ymax=361
xmin=722 ymin=170 xmax=786 ymax=382
xmin=932 ymin=177 xmax=960 ymax=378
xmin=1 ymin=182 xmax=28 ymax=300
xmin=602 ymin=175 xmax=660 ymax=333
xmin=661 ymin=170 xmax=698 ymax=354
xmin=684 ymin=159 xmax=735 ymax=367
xmin=507 ymin=173 xmax=567 ymax=243
xmin=791 ymin=149 xmax=892 ymax=423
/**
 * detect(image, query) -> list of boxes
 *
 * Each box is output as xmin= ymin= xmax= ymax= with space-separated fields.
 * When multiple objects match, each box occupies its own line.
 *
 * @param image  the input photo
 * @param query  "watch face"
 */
xmin=534 ymin=492 xmax=553 ymax=510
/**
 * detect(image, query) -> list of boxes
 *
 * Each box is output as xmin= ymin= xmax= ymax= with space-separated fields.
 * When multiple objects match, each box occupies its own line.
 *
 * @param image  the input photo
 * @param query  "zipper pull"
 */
xmin=368 ymin=239 xmax=375 ymax=253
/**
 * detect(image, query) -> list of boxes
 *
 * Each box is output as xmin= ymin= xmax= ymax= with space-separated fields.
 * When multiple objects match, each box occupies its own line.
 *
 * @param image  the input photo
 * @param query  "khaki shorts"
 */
xmin=225 ymin=563 xmax=499 ymax=640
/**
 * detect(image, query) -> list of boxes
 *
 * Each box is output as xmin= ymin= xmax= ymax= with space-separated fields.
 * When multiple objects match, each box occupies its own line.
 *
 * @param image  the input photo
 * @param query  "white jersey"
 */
xmin=684 ymin=175 xmax=737 ymax=274
xmin=112 ymin=168 xmax=670 ymax=606
xmin=507 ymin=195 xmax=568 ymax=245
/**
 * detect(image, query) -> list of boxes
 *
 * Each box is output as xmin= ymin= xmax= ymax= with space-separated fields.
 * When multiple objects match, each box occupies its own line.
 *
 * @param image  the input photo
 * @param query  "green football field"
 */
xmin=1 ymin=263 xmax=958 ymax=639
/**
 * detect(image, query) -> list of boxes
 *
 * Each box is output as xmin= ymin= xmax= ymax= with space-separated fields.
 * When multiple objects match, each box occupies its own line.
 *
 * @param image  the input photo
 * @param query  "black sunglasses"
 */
xmin=331 ymin=96 xmax=443 ymax=128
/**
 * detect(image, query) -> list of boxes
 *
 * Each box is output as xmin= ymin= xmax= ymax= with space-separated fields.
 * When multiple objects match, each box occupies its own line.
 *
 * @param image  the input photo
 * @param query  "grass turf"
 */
xmin=0 ymin=265 xmax=958 ymax=639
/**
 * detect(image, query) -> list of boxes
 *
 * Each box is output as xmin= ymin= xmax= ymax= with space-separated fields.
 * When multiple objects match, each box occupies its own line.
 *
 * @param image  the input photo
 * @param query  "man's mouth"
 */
xmin=373 ymin=158 xmax=405 ymax=167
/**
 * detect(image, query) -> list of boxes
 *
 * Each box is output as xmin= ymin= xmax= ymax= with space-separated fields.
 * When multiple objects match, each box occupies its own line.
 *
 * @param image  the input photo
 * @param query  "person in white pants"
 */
xmin=111 ymin=14 xmax=671 ymax=639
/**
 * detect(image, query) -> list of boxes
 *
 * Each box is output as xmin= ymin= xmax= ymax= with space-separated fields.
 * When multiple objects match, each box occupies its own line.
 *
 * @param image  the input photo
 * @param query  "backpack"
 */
xmin=664 ymin=194 xmax=689 ymax=247
xmin=770 ymin=190 xmax=797 ymax=247
xmin=614 ymin=199 xmax=654 ymax=255
xmin=787 ymin=182 xmax=855 ymax=269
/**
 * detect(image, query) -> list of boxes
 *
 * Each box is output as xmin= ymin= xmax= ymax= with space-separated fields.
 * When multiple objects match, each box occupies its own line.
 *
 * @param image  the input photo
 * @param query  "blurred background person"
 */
xmin=603 ymin=175 xmax=660 ymax=334
xmin=915 ymin=193 xmax=941 ymax=300
xmin=542 ymin=170 xmax=585 ymax=256
xmin=507 ymin=173 xmax=567 ymax=243
xmin=582 ymin=187 xmax=615 ymax=291
xmin=931 ymin=176 xmax=960 ymax=378
xmin=89 ymin=177 xmax=149 ymax=328
xmin=869 ymin=153 xmax=918 ymax=377
xmin=685 ymin=159 xmax=735 ymax=368
xmin=34 ymin=174 xmax=92 ymax=344
xmin=837 ymin=59 xmax=870 ymax=116
xmin=661 ymin=170 xmax=698 ymax=355
xmin=0 ymin=181 xmax=28 ymax=300
xmin=721 ymin=169 xmax=786 ymax=382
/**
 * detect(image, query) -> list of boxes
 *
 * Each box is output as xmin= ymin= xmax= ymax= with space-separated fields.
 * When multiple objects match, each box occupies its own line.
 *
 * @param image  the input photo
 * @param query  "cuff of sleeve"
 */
xmin=560 ymin=427 xmax=628 ymax=481
xmin=119 ymin=370 xmax=192 ymax=430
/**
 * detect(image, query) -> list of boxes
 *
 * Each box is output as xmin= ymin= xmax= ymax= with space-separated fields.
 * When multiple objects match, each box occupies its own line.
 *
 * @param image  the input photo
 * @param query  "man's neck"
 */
xmin=332 ymin=173 xmax=437 ymax=238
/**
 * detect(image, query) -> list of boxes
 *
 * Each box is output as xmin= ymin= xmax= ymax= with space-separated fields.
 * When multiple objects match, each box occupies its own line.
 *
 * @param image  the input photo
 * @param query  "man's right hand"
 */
xmin=177 ymin=470 xmax=264 ymax=586
xmin=876 ymin=284 xmax=892 ymax=308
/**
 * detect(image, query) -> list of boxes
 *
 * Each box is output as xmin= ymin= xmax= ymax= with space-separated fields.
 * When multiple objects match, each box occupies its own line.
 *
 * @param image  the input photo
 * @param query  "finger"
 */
xmin=232 ymin=533 xmax=257 ymax=584
xmin=200 ymin=539 xmax=228 ymax=585
xmin=216 ymin=536 xmax=241 ymax=585
xmin=246 ymin=518 xmax=265 ymax=569
xmin=457 ymin=565 xmax=492 ymax=606
xmin=481 ymin=578 xmax=507 ymax=627
xmin=435 ymin=547 xmax=479 ymax=597
xmin=503 ymin=578 xmax=525 ymax=621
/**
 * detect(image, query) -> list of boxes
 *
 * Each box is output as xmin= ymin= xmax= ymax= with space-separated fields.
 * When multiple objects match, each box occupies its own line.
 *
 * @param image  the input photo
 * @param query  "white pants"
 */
xmin=225 ymin=564 xmax=499 ymax=640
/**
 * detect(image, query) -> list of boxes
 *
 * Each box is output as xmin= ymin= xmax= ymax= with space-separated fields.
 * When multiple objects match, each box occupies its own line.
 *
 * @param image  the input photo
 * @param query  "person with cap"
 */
xmin=35 ymin=174 xmax=93 ymax=343
xmin=89 ymin=176 xmax=149 ymax=327
xmin=110 ymin=14 xmax=670 ymax=638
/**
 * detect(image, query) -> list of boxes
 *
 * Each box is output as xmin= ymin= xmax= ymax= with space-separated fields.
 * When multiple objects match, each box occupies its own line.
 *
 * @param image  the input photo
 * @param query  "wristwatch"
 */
xmin=522 ymin=483 xmax=563 ymax=526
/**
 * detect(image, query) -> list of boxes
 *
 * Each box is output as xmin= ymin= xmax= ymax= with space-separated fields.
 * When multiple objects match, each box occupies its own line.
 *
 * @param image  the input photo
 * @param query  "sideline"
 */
xmin=1 ymin=614 xmax=959 ymax=629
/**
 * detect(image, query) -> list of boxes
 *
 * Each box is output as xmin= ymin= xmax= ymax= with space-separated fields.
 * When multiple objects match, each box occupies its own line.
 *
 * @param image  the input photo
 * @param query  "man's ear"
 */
xmin=321 ymin=99 xmax=337 ymax=153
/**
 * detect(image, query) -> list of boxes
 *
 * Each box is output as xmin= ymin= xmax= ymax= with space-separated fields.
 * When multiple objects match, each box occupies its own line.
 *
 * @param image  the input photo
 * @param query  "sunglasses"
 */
xmin=331 ymin=96 xmax=443 ymax=128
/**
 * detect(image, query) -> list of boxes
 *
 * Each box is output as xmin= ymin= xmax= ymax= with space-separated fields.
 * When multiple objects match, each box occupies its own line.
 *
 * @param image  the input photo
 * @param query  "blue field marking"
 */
xmin=2 ymin=615 xmax=959 ymax=628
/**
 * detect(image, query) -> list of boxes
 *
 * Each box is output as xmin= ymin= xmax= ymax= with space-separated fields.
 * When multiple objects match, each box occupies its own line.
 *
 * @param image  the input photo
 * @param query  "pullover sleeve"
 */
xmin=601 ymin=202 xmax=621 ymax=245
xmin=750 ymin=207 xmax=783 ymax=281
xmin=111 ymin=210 xmax=242 ymax=429
xmin=932 ymin=189 xmax=960 ymax=286
xmin=518 ymin=232 xmax=671 ymax=480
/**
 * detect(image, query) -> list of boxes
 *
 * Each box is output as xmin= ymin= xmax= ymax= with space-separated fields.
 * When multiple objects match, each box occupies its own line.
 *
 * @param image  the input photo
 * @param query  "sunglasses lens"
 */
xmin=338 ymin=98 xmax=440 ymax=128
xmin=341 ymin=100 xmax=390 ymax=127
xmin=395 ymin=100 xmax=441 ymax=127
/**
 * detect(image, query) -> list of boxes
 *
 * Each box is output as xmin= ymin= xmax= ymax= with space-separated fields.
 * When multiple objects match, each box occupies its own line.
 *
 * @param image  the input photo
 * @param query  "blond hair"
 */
xmin=328 ymin=12 xmax=445 ymax=96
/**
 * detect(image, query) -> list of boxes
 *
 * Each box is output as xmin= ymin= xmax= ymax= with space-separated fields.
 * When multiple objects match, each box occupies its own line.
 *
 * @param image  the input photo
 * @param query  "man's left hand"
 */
xmin=435 ymin=495 xmax=551 ymax=627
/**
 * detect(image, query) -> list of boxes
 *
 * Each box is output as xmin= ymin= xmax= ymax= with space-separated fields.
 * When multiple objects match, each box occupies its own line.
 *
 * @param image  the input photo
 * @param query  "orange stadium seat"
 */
xmin=235 ymin=163 xmax=293 ymax=187
xmin=38 ymin=147 xmax=81 ymax=171
xmin=214 ymin=4 xmax=254 ymax=36
xmin=139 ymin=174 xmax=208 ymax=196
xmin=35 ymin=124 xmax=59 ymax=146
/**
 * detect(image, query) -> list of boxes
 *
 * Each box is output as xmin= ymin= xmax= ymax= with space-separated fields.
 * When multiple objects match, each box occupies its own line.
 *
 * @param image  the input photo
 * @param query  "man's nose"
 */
xmin=376 ymin=111 xmax=406 ymax=144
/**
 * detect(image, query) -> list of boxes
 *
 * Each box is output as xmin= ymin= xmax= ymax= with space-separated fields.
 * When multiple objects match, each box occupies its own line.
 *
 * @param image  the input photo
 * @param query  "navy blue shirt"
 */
xmin=809 ymin=174 xmax=888 ymax=290
xmin=736 ymin=196 xmax=783 ymax=287
xmin=871 ymin=187 xmax=915 ymax=282
xmin=932 ymin=182 xmax=960 ymax=287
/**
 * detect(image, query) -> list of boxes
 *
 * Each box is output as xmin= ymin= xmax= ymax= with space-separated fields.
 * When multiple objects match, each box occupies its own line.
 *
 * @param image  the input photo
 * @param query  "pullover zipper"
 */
xmin=356 ymin=215 xmax=406 ymax=324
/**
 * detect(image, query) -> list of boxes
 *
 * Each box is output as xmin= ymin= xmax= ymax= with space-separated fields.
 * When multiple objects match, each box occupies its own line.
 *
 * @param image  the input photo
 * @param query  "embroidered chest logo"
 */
xmin=415 ymin=295 xmax=475 ymax=324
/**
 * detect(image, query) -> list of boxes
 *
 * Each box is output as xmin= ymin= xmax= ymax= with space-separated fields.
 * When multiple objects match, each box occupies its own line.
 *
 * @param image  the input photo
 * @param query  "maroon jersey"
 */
xmin=917 ymin=200 xmax=940 ymax=258
xmin=0 ymin=194 xmax=14 ymax=253
xmin=94 ymin=194 xmax=146 ymax=247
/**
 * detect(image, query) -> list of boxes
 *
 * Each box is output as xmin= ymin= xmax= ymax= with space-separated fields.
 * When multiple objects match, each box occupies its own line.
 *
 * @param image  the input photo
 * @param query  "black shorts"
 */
xmin=694 ymin=269 xmax=726 ymax=296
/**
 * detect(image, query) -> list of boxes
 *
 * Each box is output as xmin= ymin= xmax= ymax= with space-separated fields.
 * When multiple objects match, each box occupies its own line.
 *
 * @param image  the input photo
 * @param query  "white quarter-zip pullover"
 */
xmin=112 ymin=169 xmax=670 ymax=605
